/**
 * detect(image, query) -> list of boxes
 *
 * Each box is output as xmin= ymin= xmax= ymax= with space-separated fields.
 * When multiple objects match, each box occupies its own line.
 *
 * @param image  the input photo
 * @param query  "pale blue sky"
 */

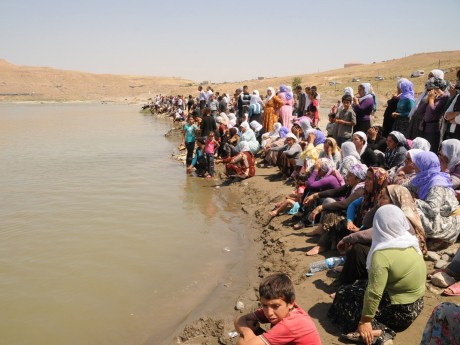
xmin=1 ymin=0 xmax=459 ymax=83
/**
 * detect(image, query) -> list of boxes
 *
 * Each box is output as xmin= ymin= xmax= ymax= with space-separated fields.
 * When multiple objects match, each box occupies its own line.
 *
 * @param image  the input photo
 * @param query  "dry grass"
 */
xmin=1 ymin=51 xmax=459 ymax=105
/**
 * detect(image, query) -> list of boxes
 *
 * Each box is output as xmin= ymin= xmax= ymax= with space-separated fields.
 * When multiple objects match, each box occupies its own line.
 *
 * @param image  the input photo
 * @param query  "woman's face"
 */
xmin=346 ymin=172 xmax=359 ymax=187
xmin=352 ymin=135 xmax=364 ymax=149
xmin=317 ymin=168 xmax=327 ymax=177
xmin=286 ymin=137 xmax=295 ymax=147
xmin=364 ymin=171 xmax=374 ymax=193
xmin=378 ymin=188 xmax=392 ymax=206
xmin=386 ymin=135 xmax=397 ymax=150
xmin=358 ymin=86 xmax=365 ymax=97
xmin=324 ymin=141 xmax=330 ymax=152
xmin=240 ymin=126 xmax=246 ymax=133
xmin=267 ymin=89 xmax=272 ymax=96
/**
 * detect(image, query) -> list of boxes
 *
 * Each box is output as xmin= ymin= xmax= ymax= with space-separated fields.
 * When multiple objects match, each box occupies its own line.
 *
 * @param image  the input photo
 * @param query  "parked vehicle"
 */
xmin=375 ymin=76 xmax=385 ymax=81
xmin=352 ymin=77 xmax=360 ymax=82
xmin=410 ymin=70 xmax=425 ymax=78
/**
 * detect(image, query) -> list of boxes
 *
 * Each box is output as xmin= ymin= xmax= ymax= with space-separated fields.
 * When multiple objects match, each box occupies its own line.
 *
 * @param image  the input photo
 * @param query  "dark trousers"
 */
xmin=185 ymin=141 xmax=195 ymax=166
xmin=206 ymin=153 xmax=215 ymax=176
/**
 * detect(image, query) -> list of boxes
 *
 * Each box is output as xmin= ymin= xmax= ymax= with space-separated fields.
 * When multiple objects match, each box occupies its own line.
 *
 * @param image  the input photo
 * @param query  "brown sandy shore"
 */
xmin=166 ymin=125 xmax=460 ymax=345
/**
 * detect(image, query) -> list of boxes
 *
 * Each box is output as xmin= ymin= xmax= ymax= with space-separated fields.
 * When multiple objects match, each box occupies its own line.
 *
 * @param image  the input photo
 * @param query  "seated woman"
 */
xmin=271 ymin=133 xmax=302 ymax=179
xmin=216 ymin=141 xmax=255 ymax=179
xmin=250 ymin=120 xmax=263 ymax=145
xmin=336 ymin=184 xmax=427 ymax=287
xmin=238 ymin=121 xmax=260 ymax=155
xmin=411 ymin=136 xmax=431 ymax=151
xmin=329 ymin=205 xmax=425 ymax=345
xmin=297 ymin=128 xmax=326 ymax=173
xmin=301 ymin=163 xmax=367 ymax=255
xmin=261 ymin=122 xmax=282 ymax=148
xmin=420 ymin=302 xmax=460 ymax=345
xmin=439 ymin=139 xmax=460 ymax=189
xmin=366 ymin=126 xmax=387 ymax=153
xmin=352 ymin=131 xmax=379 ymax=167
xmin=408 ymin=151 xmax=460 ymax=249
xmin=338 ymin=142 xmax=361 ymax=177
xmin=293 ymin=158 xmax=345 ymax=230
xmin=383 ymin=131 xmax=410 ymax=170
xmin=391 ymin=148 xmax=422 ymax=185
xmin=263 ymin=126 xmax=289 ymax=167
xmin=318 ymin=138 xmax=342 ymax=169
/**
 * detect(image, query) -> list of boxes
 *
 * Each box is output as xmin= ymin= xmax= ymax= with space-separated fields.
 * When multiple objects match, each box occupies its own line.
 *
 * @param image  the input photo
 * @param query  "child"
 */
xmin=269 ymin=175 xmax=306 ymax=216
xmin=334 ymin=94 xmax=356 ymax=147
xmin=234 ymin=273 xmax=322 ymax=345
xmin=325 ymin=113 xmax=336 ymax=137
xmin=204 ymin=131 xmax=219 ymax=178
xmin=182 ymin=115 xmax=199 ymax=167
xmin=187 ymin=139 xmax=207 ymax=176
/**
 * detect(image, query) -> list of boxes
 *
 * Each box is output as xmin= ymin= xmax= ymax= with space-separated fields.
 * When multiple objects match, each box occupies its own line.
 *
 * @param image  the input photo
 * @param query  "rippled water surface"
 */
xmin=0 ymin=104 xmax=246 ymax=345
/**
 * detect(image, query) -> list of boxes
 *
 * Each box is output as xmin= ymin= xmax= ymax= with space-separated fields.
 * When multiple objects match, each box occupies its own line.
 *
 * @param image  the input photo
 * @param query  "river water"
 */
xmin=0 ymin=103 xmax=249 ymax=345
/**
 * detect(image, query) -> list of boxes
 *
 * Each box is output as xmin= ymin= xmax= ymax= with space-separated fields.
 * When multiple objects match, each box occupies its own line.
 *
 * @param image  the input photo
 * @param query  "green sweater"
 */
xmin=362 ymin=247 xmax=426 ymax=318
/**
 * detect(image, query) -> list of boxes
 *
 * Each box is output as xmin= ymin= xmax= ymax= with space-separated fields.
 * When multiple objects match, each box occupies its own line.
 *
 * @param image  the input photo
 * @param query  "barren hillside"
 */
xmin=1 ymin=51 xmax=459 ymax=105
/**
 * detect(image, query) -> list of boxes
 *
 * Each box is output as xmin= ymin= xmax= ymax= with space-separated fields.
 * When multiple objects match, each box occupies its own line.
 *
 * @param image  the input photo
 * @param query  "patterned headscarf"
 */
xmin=348 ymin=163 xmax=368 ymax=181
xmin=386 ymin=185 xmax=427 ymax=255
xmin=389 ymin=131 xmax=409 ymax=149
xmin=411 ymin=151 xmax=453 ymax=200
xmin=425 ymin=77 xmax=448 ymax=91
xmin=360 ymin=167 xmax=389 ymax=218
xmin=441 ymin=139 xmax=460 ymax=173
xmin=279 ymin=84 xmax=293 ymax=100
xmin=317 ymin=158 xmax=335 ymax=176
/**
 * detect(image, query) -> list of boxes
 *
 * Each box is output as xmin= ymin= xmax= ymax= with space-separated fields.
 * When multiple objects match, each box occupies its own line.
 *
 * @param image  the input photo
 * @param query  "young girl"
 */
xmin=204 ymin=131 xmax=220 ymax=178
xmin=269 ymin=174 xmax=306 ymax=216
xmin=187 ymin=139 xmax=207 ymax=176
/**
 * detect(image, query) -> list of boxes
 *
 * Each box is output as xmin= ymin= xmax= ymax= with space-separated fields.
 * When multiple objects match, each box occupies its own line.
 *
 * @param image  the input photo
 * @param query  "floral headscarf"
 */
xmin=348 ymin=163 xmax=368 ymax=181
xmin=398 ymin=78 xmax=415 ymax=102
xmin=411 ymin=151 xmax=453 ymax=200
xmin=386 ymin=185 xmax=427 ymax=255
xmin=317 ymin=158 xmax=345 ymax=186
xmin=279 ymin=84 xmax=293 ymax=100
xmin=441 ymin=139 xmax=460 ymax=173
xmin=360 ymin=167 xmax=389 ymax=218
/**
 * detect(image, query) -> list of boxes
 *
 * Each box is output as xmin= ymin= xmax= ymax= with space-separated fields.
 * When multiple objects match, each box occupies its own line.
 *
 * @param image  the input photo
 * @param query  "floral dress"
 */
xmin=262 ymin=96 xmax=283 ymax=133
xmin=420 ymin=302 xmax=460 ymax=345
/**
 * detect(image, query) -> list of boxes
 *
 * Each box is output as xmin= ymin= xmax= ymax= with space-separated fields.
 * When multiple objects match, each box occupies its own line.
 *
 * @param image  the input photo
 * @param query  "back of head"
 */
xmin=259 ymin=273 xmax=295 ymax=303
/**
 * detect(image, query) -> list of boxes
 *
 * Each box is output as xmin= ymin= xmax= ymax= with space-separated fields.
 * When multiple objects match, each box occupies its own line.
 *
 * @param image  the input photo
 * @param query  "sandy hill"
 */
xmin=0 ymin=59 xmax=193 ymax=102
xmin=1 ymin=51 xmax=459 ymax=104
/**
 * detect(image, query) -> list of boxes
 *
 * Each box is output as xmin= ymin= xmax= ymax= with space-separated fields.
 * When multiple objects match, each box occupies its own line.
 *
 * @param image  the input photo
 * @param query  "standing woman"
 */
xmin=391 ymin=78 xmax=415 ymax=136
xmin=353 ymin=83 xmax=374 ymax=133
xmin=262 ymin=87 xmax=284 ymax=133
xmin=278 ymin=84 xmax=294 ymax=130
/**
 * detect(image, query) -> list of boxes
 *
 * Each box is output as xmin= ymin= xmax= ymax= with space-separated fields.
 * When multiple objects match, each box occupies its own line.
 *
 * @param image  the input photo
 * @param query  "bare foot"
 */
xmin=306 ymin=246 xmax=324 ymax=256
xmin=329 ymin=292 xmax=336 ymax=299
xmin=269 ymin=210 xmax=278 ymax=217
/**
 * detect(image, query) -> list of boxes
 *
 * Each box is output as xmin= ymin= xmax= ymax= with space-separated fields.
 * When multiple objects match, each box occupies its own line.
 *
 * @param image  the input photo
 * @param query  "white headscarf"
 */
xmin=264 ymin=87 xmax=275 ymax=104
xmin=264 ymin=122 xmax=282 ymax=139
xmin=343 ymin=87 xmax=354 ymax=97
xmin=341 ymin=141 xmax=361 ymax=160
xmin=408 ymin=149 xmax=424 ymax=162
xmin=238 ymin=141 xmax=250 ymax=152
xmin=430 ymin=69 xmax=445 ymax=80
xmin=299 ymin=117 xmax=312 ymax=134
xmin=366 ymin=205 xmax=422 ymax=270
xmin=441 ymin=139 xmax=460 ymax=172
xmin=220 ymin=112 xmax=229 ymax=126
xmin=240 ymin=121 xmax=250 ymax=131
xmin=285 ymin=133 xmax=298 ymax=142
xmin=359 ymin=83 xmax=373 ymax=103
xmin=227 ymin=113 xmax=236 ymax=128
xmin=411 ymin=137 xmax=431 ymax=151
xmin=250 ymin=120 xmax=262 ymax=132
xmin=250 ymin=91 xmax=262 ymax=105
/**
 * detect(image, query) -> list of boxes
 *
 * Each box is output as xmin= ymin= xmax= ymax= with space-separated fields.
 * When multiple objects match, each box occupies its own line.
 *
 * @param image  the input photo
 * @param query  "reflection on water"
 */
xmin=0 ymin=104 xmax=245 ymax=345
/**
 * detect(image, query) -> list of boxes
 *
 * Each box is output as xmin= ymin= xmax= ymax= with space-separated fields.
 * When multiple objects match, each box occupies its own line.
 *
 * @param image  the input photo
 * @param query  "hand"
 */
xmin=307 ymin=133 xmax=316 ymax=144
xmin=391 ymin=112 xmax=399 ymax=118
xmin=427 ymin=90 xmax=436 ymax=100
xmin=347 ymin=221 xmax=360 ymax=232
xmin=335 ymin=119 xmax=343 ymax=125
xmin=308 ymin=206 xmax=321 ymax=221
xmin=303 ymin=194 xmax=316 ymax=206
xmin=337 ymin=239 xmax=352 ymax=254
xmin=357 ymin=322 xmax=374 ymax=345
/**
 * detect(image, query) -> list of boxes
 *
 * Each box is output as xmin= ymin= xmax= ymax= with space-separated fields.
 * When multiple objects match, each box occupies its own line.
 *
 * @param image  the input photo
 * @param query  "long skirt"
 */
xmin=328 ymin=280 xmax=424 ymax=334
xmin=337 ymin=243 xmax=370 ymax=286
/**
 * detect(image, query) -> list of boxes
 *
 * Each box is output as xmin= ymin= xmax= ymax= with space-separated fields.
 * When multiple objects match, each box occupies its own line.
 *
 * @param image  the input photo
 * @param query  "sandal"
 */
xmin=443 ymin=281 xmax=460 ymax=296
xmin=339 ymin=332 xmax=361 ymax=343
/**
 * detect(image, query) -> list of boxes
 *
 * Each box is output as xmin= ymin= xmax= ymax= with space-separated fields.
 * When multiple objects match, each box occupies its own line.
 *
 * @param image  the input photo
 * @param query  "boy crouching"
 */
xmin=234 ymin=273 xmax=322 ymax=345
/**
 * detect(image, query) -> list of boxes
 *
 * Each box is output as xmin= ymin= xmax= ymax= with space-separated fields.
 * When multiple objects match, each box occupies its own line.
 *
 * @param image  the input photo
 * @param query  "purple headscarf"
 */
xmin=279 ymin=84 xmax=293 ymax=100
xmin=398 ymin=78 xmax=415 ymax=102
xmin=279 ymin=126 xmax=289 ymax=138
xmin=410 ymin=151 xmax=453 ymax=200
xmin=313 ymin=129 xmax=326 ymax=146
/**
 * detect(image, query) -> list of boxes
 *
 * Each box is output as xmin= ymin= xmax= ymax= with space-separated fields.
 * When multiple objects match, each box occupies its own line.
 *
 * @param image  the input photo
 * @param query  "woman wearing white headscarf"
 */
xmin=329 ymin=205 xmax=425 ymax=345
xmin=411 ymin=137 xmax=431 ymax=151
xmin=262 ymin=87 xmax=284 ymax=133
xmin=261 ymin=122 xmax=281 ymax=147
xmin=439 ymin=138 xmax=460 ymax=189
xmin=272 ymin=132 xmax=302 ymax=179
xmin=352 ymin=83 xmax=374 ymax=133
xmin=352 ymin=131 xmax=379 ymax=167
xmin=248 ymin=90 xmax=263 ymax=124
xmin=237 ymin=121 xmax=260 ymax=155
xmin=339 ymin=142 xmax=361 ymax=177
xmin=227 ymin=113 xmax=237 ymax=129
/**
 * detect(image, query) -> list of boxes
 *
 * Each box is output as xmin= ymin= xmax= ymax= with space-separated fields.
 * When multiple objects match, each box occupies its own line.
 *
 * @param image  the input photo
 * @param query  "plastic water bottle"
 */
xmin=309 ymin=256 xmax=346 ymax=273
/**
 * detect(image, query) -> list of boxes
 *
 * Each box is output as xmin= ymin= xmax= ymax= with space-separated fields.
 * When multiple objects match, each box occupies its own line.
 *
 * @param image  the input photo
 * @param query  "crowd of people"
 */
xmin=159 ymin=69 xmax=460 ymax=344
